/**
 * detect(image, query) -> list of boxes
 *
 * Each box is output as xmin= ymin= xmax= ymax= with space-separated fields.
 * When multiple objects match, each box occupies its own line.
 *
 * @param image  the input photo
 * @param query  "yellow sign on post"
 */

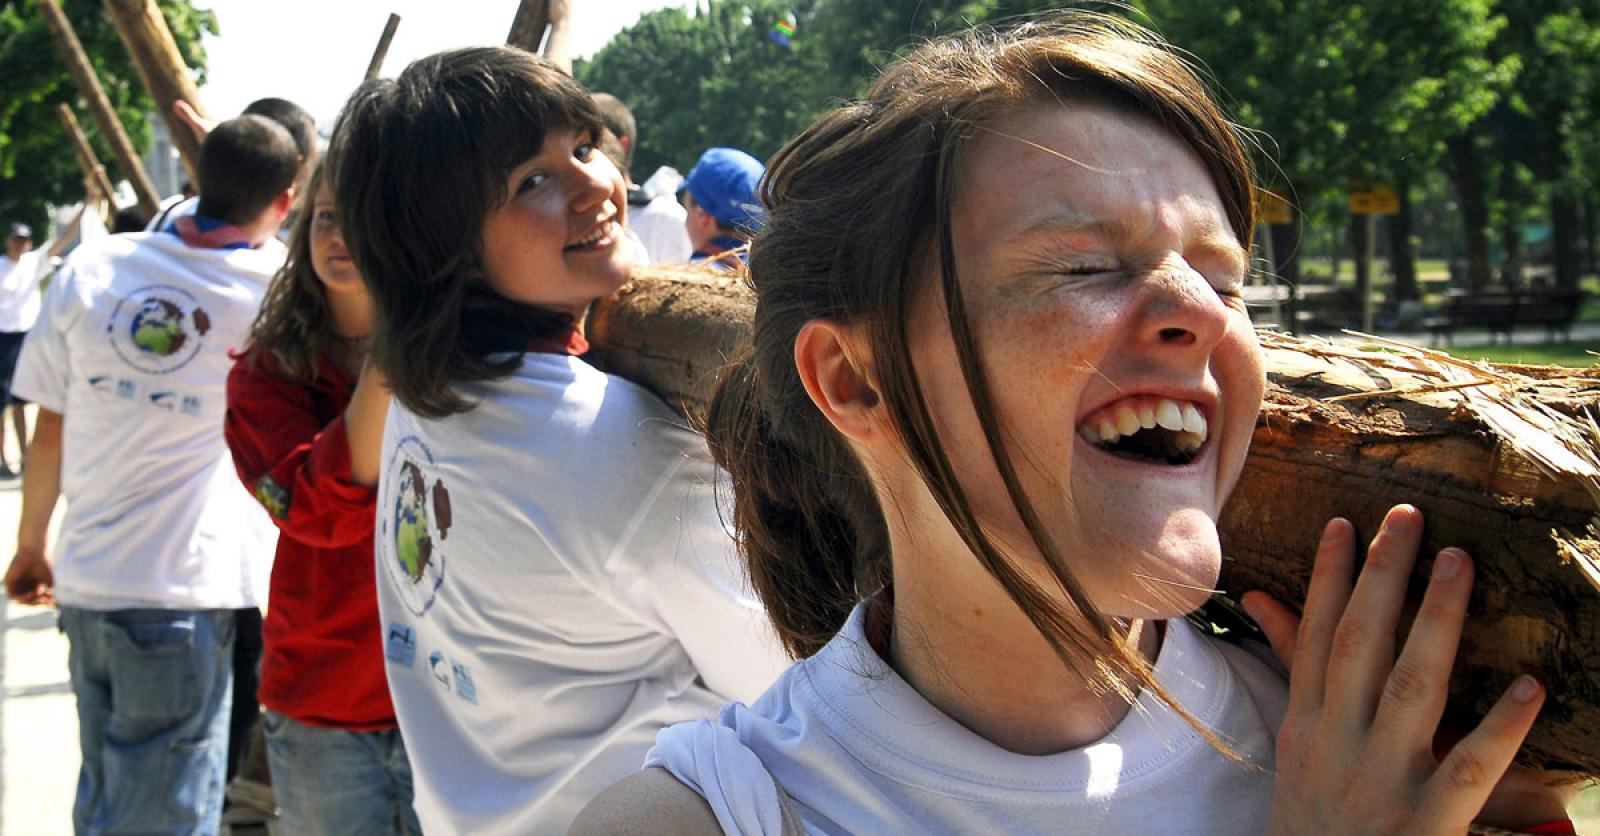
xmin=1349 ymin=186 xmax=1400 ymax=215
xmin=1258 ymin=190 xmax=1293 ymax=225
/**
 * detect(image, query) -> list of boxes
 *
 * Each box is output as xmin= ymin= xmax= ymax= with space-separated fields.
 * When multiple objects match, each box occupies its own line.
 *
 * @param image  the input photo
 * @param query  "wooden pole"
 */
xmin=102 ymin=0 xmax=210 ymax=185
xmin=37 ymin=0 xmax=161 ymax=218
xmin=58 ymin=104 xmax=120 ymax=213
xmin=586 ymin=267 xmax=1600 ymax=776
xmin=365 ymin=13 xmax=402 ymax=81
xmin=506 ymin=0 xmax=551 ymax=52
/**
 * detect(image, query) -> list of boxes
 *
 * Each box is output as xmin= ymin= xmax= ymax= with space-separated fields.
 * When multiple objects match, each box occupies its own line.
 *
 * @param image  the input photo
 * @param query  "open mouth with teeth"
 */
xmin=565 ymin=220 xmax=615 ymax=251
xmin=1077 ymin=396 xmax=1208 ymax=466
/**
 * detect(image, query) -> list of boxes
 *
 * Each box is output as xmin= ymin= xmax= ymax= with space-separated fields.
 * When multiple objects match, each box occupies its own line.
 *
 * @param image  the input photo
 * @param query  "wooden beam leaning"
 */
xmin=586 ymin=267 xmax=1600 ymax=776
xmin=365 ymin=13 xmax=402 ymax=82
xmin=102 ymin=0 xmax=210 ymax=184
xmin=506 ymin=0 xmax=551 ymax=52
xmin=57 ymin=103 xmax=119 ymax=214
xmin=37 ymin=0 xmax=161 ymax=218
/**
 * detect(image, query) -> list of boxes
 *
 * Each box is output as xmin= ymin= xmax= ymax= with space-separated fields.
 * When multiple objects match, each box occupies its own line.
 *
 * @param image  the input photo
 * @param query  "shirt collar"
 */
xmin=169 ymin=215 xmax=255 ymax=250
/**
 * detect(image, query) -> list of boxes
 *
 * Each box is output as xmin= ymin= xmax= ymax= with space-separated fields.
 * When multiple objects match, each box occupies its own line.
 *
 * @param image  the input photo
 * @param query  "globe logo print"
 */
xmin=395 ymin=461 xmax=433 ymax=582
xmin=130 ymin=299 xmax=187 ymax=357
xmin=380 ymin=437 xmax=449 ymax=617
xmin=107 ymin=286 xmax=209 ymax=374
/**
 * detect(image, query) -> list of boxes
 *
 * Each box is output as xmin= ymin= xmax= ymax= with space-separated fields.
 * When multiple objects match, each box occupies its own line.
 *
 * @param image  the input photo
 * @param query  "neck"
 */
xmin=327 ymin=288 xmax=373 ymax=342
xmin=885 ymin=528 xmax=1161 ymax=755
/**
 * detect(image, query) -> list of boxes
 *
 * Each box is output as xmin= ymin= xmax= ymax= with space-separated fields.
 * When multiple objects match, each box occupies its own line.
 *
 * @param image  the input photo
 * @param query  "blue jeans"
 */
xmin=263 ymin=710 xmax=422 ymax=835
xmin=60 ymin=606 xmax=234 ymax=836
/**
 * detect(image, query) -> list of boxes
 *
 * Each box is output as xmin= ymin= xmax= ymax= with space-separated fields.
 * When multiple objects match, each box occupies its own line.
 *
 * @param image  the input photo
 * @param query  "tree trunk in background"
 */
xmin=1269 ymin=221 xmax=1301 ymax=329
xmin=1552 ymin=191 xmax=1582 ymax=291
xmin=1389 ymin=179 xmax=1419 ymax=302
xmin=1350 ymin=212 xmax=1371 ymax=310
xmin=1446 ymin=134 xmax=1493 ymax=290
xmin=1583 ymin=196 xmax=1597 ymax=276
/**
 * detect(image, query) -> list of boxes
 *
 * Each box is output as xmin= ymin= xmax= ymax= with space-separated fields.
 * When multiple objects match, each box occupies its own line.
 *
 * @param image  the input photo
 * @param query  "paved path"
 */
xmin=0 ymin=409 xmax=75 ymax=836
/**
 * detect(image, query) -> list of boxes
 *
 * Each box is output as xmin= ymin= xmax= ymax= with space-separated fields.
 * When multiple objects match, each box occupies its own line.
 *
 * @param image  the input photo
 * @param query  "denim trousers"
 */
xmin=60 ymin=606 xmax=235 ymax=836
xmin=263 ymin=710 xmax=422 ymax=835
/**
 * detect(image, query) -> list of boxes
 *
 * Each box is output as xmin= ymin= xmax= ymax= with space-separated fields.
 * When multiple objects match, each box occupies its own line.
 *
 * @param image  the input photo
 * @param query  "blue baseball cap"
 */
xmin=680 ymin=148 xmax=766 ymax=232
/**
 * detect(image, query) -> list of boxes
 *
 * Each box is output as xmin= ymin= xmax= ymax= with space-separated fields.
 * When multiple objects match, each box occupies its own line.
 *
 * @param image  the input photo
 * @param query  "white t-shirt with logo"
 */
xmin=648 ymin=604 xmax=1289 ymax=835
xmin=0 ymin=249 xmax=49 ymax=333
xmin=374 ymin=351 xmax=789 ymax=835
xmin=13 ymin=231 xmax=281 ymax=611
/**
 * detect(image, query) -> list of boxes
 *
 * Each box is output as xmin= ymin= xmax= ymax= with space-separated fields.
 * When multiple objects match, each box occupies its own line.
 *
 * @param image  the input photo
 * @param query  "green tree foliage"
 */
xmin=576 ymin=1 xmax=836 ymax=179
xmin=576 ymin=0 xmax=1005 ymax=177
xmin=0 ymin=0 xmax=216 ymax=234
xmin=1132 ymin=1 xmax=1510 ymax=296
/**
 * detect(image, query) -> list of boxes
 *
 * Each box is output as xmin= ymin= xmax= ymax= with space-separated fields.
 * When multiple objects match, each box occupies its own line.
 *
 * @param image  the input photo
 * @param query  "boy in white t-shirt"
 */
xmin=1 ymin=116 xmax=298 ymax=836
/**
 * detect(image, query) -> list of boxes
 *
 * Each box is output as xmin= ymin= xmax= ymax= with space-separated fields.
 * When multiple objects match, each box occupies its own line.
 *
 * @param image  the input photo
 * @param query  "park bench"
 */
xmin=1423 ymin=289 xmax=1586 ymax=345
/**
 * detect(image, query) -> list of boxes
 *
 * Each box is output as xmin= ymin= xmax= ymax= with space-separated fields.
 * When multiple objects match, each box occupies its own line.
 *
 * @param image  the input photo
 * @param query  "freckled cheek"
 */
xmin=982 ymin=301 xmax=1115 ymax=393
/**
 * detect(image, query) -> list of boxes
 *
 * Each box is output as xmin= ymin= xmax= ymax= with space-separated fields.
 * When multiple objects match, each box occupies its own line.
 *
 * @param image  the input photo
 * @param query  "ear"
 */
xmin=795 ymin=319 xmax=883 ymax=445
xmin=272 ymin=187 xmax=296 ymax=219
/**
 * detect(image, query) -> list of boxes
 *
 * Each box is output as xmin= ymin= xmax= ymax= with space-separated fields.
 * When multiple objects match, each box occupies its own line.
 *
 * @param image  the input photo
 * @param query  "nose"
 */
xmin=1137 ymin=255 xmax=1233 ymax=353
xmin=569 ymin=154 xmax=616 ymax=215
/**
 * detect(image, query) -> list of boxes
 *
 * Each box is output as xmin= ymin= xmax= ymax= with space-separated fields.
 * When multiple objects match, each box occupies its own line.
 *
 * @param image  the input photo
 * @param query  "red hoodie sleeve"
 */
xmin=225 ymin=353 xmax=376 ymax=550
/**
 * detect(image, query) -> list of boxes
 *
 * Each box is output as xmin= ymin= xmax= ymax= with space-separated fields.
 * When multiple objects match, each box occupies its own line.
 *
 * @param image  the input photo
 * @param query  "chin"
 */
xmin=1095 ymin=507 xmax=1223 ymax=620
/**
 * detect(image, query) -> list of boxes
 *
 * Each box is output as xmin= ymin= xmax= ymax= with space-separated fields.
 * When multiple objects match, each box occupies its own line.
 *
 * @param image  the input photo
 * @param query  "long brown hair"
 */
xmin=243 ymin=161 xmax=336 ymax=384
xmin=705 ymin=12 xmax=1257 ymax=741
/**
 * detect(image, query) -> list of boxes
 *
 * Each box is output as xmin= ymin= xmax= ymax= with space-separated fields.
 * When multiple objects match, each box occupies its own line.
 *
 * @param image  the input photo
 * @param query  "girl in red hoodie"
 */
xmin=224 ymin=162 xmax=417 ymax=834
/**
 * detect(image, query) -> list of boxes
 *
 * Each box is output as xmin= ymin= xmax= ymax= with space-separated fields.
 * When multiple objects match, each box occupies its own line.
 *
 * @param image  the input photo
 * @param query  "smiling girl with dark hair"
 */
xmin=327 ymin=47 xmax=789 ymax=834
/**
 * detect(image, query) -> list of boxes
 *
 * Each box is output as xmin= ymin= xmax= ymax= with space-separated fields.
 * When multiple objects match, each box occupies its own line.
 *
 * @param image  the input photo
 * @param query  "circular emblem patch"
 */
xmin=107 ymin=285 xmax=210 ymax=374
xmin=379 ymin=436 xmax=450 ymax=616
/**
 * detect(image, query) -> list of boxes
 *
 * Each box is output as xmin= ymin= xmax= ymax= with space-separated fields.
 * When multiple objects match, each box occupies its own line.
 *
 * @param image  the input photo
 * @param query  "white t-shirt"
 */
xmin=13 ymin=231 xmax=281 ymax=611
xmin=649 ymin=603 xmax=1289 ymax=835
xmin=0 ymin=249 xmax=49 ymax=333
xmin=630 ymin=193 xmax=692 ymax=265
xmin=374 ymin=351 xmax=790 ymax=835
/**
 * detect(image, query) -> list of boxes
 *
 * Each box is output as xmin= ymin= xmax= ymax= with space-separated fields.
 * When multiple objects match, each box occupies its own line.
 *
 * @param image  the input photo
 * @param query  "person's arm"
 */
xmin=4 ymin=409 xmax=62 ymax=606
xmin=224 ymin=356 xmax=381 ymax=550
xmin=172 ymin=99 xmax=216 ymax=147
xmin=567 ymin=768 xmax=721 ymax=836
xmin=42 ymin=208 xmax=85 ymax=261
xmin=344 ymin=361 xmax=390 ymax=486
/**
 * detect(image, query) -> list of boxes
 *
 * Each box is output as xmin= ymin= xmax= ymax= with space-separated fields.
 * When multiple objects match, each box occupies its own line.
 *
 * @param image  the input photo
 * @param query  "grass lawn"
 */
xmin=1439 ymin=339 xmax=1600 ymax=367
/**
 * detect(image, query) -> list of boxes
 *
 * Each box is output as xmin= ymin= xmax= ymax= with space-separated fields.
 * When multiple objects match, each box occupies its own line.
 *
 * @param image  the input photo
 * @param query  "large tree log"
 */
xmin=588 ymin=268 xmax=1600 ymax=775
xmin=365 ymin=13 xmax=402 ymax=82
xmin=506 ymin=0 xmax=550 ymax=53
xmin=58 ymin=104 xmax=119 ymax=218
xmin=37 ymin=0 xmax=161 ymax=218
xmin=103 ymin=0 xmax=210 ymax=184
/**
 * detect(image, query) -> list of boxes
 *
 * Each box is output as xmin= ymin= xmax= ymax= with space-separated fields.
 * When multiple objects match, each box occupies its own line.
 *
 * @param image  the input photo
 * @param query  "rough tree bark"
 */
xmin=103 ymin=0 xmax=210 ymax=184
xmin=588 ymin=267 xmax=1600 ymax=775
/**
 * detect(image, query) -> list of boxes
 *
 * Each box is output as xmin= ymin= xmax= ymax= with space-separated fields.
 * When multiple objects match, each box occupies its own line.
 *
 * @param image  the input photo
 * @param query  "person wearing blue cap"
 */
xmin=680 ymin=147 xmax=766 ymax=271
